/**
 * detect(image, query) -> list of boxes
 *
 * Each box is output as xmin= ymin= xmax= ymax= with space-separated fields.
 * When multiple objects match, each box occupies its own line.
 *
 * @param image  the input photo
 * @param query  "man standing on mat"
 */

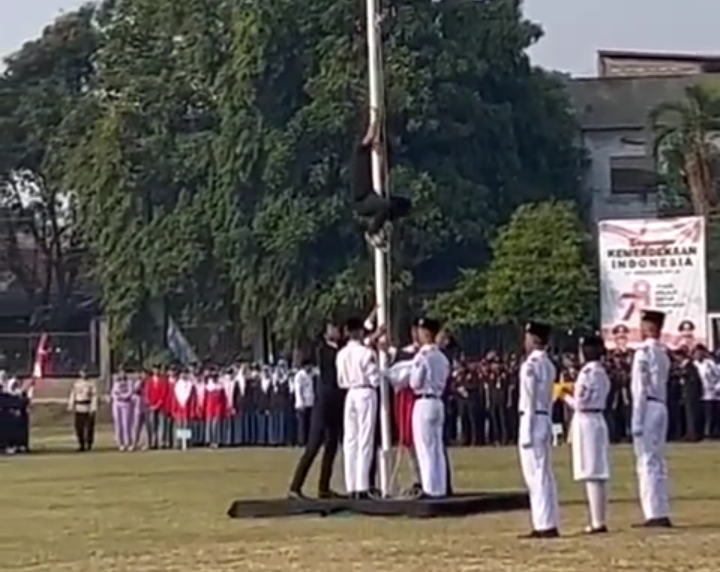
xmin=288 ymin=322 xmax=345 ymax=499
xmin=337 ymin=317 xmax=381 ymax=499
xmin=408 ymin=317 xmax=450 ymax=498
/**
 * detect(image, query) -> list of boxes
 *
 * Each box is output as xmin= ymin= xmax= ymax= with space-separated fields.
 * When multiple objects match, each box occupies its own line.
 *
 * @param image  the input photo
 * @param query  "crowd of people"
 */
xmin=0 ymin=330 xmax=718 ymax=455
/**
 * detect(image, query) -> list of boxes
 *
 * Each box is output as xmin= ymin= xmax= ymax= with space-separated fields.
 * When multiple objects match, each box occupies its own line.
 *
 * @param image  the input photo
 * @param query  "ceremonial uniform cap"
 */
xmin=525 ymin=321 xmax=551 ymax=343
xmin=612 ymin=323 xmax=629 ymax=336
xmin=640 ymin=310 xmax=665 ymax=329
xmin=417 ymin=317 xmax=441 ymax=336
xmin=345 ymin=316 xmax=365 ymax=332
xmin=678 ymin=320 xmax=695 ymax=333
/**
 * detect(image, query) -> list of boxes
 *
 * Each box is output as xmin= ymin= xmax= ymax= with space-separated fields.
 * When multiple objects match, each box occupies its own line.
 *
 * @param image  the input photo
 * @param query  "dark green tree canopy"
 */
xmin=2 ymin=0 xmax=585 ymax=359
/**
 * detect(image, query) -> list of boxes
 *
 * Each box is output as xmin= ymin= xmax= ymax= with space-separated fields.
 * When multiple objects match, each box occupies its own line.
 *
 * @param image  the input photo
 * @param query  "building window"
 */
xmin=610 ymin=156 xmax=657 ymax=195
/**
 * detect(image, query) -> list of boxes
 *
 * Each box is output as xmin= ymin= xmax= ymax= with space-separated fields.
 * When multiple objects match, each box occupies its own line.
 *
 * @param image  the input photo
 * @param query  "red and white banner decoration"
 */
xmin=598 ymin=216 xmax=707 ymax=349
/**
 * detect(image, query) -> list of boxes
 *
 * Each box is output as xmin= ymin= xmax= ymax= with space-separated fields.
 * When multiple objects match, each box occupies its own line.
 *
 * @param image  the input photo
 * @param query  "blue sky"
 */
xmin=1 ymin=0 xmax=719 ymax=76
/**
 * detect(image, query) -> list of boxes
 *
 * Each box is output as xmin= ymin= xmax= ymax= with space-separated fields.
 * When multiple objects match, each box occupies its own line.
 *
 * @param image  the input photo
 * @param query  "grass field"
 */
xmin=2 ymin=428 xmax=720 ymax=572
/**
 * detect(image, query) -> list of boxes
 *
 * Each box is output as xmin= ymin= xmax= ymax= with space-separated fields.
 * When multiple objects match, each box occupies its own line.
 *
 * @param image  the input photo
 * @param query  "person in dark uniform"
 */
xmin=611 ymin=323 xmax=630 ymax=353
xmin=677 ymin=347 xmax=702 ymax=441
xmin=288 ymin=322 xmax=345 ymax=499
xmin=677 ymin=320 xmax=696 ymax=349
xmin=352 ymin=120 xmax=411 ymax=250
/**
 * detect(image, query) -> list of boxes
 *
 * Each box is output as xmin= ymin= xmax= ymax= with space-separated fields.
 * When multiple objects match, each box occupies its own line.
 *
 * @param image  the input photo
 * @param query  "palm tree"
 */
xmin=649 ymin=83 xmax=720 ymax=216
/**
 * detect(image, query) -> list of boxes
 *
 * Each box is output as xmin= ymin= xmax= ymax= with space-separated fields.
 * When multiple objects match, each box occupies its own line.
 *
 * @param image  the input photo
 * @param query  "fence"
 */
xmin=0 ymin=332 xmax=98 ymax=377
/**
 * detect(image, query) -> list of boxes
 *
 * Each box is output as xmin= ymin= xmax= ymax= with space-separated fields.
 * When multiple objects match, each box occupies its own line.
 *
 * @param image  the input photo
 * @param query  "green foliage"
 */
xmin=427 ymin=268 xmax=488 ymax=327
xmin=481 ymin=200 xmax=596 ymax=329
xmin=650 ymin=82 xmax=720 ymax=216
xmin=0 ymin=4 xmax=99 ymax=324
xmin=3 ymin=0 xmax=585 ymax=359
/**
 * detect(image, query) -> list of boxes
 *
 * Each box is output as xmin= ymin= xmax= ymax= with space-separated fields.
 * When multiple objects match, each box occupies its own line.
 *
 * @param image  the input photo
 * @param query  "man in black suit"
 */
xmin=288 ymin=322 xmax=345 ymax=498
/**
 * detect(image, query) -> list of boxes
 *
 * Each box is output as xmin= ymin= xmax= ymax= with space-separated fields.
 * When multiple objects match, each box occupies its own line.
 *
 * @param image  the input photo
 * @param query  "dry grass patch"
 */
xmin=1 ymin=432 xmax=720 ymax=572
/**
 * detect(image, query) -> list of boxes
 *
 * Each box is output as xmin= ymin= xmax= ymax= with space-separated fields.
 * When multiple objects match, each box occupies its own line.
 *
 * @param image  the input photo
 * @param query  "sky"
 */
xmin=1 ymin=0 xmax=719 ymax=77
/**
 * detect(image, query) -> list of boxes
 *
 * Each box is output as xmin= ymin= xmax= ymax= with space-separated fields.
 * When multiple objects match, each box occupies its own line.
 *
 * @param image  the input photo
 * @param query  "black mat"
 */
xmin=227 ymin=491 xmax=529 ymax=519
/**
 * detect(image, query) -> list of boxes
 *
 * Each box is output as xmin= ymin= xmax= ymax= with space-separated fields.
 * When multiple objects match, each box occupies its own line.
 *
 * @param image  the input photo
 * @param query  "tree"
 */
xmin=0 ymin=5 xmax=100 ymax=325
xmin=53 ymin=0 xmax=585 ymax=358
xmin=650 ymin=83 xmax=720 ymax=216
xmin=479 ymin=200 xmax=595 ymax=329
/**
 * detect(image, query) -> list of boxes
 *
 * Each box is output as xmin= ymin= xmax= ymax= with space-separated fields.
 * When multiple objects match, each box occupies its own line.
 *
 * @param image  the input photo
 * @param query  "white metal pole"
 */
xmin=365 ymin=0 xmax=393 ymax=498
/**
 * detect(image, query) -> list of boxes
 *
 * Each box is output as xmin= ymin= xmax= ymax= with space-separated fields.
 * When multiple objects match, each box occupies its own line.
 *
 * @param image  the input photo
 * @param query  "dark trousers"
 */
xmin=74 ymin=412 xmax=96 ymax=451
xmin=488 ymin=404 xmax=507 ymax=444
xmin=354 ymin=194 xmax=411 ymax=234
xmin=702 ymin=400 xmax=720 ymax=438
xmin=296 ymin=408 xmax=312 ymax=447
xmin=289 ymin=394 xmax=343 ymax=494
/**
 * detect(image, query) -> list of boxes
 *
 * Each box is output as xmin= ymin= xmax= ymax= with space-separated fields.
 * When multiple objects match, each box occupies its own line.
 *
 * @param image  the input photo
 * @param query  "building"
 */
xmin=568 ymin=51 xmax=720 ymax=226
xmin=598 ymin=50 xmax=720 ymax=78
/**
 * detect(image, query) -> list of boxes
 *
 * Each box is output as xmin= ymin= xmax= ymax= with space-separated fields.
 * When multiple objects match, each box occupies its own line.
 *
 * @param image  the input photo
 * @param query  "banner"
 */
xmin=598 ymin=216 xmax=707 ymax=349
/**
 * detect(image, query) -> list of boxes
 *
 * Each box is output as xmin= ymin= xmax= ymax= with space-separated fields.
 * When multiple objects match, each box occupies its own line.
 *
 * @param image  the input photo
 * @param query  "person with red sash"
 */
xmin=205 ymin=370 xmax=226 ymax=448
xmin=171 ymin=370 xmax=196 ymax=448
xmin=192 ymin=371 xmax=207 ymax=446
xmin=143 ymin=366 xmax=170 ymax=449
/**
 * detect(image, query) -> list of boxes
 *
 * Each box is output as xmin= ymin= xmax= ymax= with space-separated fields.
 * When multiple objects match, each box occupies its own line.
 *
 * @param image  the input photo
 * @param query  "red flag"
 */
xmin=32 ymin=333 xmax=49 ymax=379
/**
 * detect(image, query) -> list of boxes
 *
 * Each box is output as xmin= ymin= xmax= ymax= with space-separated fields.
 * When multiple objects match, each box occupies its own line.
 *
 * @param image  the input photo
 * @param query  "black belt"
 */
xmin=348 ymin=385 xmax=374 ymax=390
xmin=647 ymin=396 xmax=664 ymax=403
xmin=75 ymin=400 xmax=91 ymax=405
xmin=519 ymin=411 xmax=548 ymax=416
xmin=416 ymin=394 xmax=440 ymax=399
xmin=578 ymin=409 xmax=603 ymax=414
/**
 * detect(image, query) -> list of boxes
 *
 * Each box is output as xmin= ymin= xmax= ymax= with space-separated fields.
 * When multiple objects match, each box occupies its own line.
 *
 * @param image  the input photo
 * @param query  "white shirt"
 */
xmin=630 ymin=338 xmax=670 ymax=433
xmin=408 ymin=344 xmax=449 ymax=397
xmin=518 ymin=349 xmax=556 ymax=447
xmin=518 ymin=349 xmax=556 ymax=415
xmin=293 ymin=369 xmax=315 ymax=409
xmin=695 ymin=358 xmax=720 ymax=401
xmin=564 ymin=361 xmax=610 ymax=412
xmin=336 ymin=339 xmax=380 ymax=389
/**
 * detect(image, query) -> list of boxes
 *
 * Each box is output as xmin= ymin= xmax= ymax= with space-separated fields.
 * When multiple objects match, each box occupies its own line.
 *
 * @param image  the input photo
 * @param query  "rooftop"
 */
xmin=566 ymin=74 xmax=720 ymax=131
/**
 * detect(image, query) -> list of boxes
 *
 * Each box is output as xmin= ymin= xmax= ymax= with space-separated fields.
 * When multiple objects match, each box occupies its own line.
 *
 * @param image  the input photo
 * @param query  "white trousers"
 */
xmin=584 ymin=480 xmax=608 ymax=529
xmin=633 ymin=402 xmax=670 ymax=520
xmin=343 ymin=387 xmax=377 ymax=493
xmin=412 ymin=397 xmax=447 ymax=497
xmin=518 ymin=418 xmax=560 ymax=531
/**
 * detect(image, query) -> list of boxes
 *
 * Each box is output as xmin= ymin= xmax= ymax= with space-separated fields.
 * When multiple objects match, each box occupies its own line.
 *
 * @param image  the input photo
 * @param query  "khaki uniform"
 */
xmin=68 ymin=378 xmax=98 ymax=451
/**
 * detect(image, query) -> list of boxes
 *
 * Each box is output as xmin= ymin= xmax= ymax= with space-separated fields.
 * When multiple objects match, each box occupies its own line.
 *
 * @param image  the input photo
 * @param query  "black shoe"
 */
xmin=287 ymin=490 xmax=306 ymax=500
xmin=318 ymin=490 xmax=344 ymax=500
xmin=355 ymin=492 xmax=370 ymax=500
xmin=518 ymin=528 xmax=560 ymax=539
xmin=584 ymin=525 xmax=608 ymax=535
xmin=644 ymin=517 xmax=673 ymax=528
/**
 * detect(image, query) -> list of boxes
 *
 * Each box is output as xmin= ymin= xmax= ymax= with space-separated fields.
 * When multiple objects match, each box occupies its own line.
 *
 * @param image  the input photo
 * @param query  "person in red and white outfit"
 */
xmin=171 ymin=370 xmax=196 ymax=447
xmin=204 ymin=369 xmax=227 ymax=448
xmin=143 ymin=367 xmax=170 ymax=449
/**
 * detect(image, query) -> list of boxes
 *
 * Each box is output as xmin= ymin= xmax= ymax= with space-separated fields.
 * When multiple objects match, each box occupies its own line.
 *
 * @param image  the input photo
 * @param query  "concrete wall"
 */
xmin=581 ymin=128 xmax=660 ymax=227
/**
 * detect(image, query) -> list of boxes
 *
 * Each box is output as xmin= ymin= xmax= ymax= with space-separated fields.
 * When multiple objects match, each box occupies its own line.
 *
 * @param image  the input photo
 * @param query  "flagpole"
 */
xmin=364 ymin=0 xmax=393 ymax=497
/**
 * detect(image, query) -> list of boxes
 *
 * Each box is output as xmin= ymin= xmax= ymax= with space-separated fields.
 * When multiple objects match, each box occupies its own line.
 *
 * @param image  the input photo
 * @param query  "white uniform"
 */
xmin=563 ymin=360 xmax=611 ymax=530
xmin=408 ymin=344 xmax=449 ymax=497
xmin=696 ymin=357 xmax=720 ymax=437
xmin=336 ymin=339 xmax=380 ymax=494
xmin=631 ymin=338 xmax=671 ymax=521
xmin=518 ymin=349 xmax=560 ymax=532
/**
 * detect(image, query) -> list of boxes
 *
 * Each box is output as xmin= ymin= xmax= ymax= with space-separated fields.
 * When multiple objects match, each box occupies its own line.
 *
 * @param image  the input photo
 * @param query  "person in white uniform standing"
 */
xmin=408 ymin=317 xmax=450 ymax=498
xmin=517 ymin=321 xmax=560 ymax=539
xmin=560 ymin=335 xmax=611 ymax=534
xmin=631 ymin=310 xmax=672 ymax=528
xmin=336 ymin=317 xmax=380 ymax=499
